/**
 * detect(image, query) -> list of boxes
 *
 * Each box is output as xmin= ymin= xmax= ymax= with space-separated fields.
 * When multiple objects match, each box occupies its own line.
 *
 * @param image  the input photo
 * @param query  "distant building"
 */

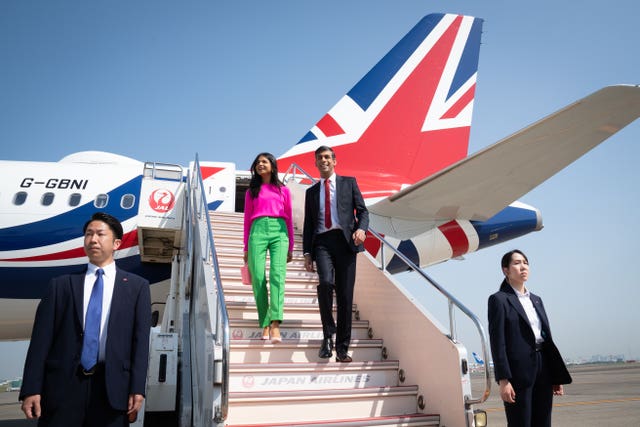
xmin=589 ymin=354 xmax=626 ymax=363
xmin=0 ymin=378 xmax=22 ymax=392
xmin=9 ymin=378 xmax=22 ymax=391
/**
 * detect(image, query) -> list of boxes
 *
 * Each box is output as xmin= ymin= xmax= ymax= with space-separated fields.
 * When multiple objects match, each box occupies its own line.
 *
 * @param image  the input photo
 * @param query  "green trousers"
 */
xmin=247 ymin=217 xmax=288 ymax=327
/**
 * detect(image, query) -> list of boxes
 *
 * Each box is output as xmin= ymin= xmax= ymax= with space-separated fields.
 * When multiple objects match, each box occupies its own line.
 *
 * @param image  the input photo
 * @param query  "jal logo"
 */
xmin=242 ymin=376 xmax=255 ymax=389
xmin=149 ymin=189 xmax=175 ymax=213
xmin=232 ymin=329 xmax=244 ymax=340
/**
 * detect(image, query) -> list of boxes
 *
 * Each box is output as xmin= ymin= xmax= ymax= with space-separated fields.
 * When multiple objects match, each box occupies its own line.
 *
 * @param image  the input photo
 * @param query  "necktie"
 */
xmin=81 ymin=268 xmax=104 ymax=371
xmin=324 ymin=178 xmax=332 ymax=229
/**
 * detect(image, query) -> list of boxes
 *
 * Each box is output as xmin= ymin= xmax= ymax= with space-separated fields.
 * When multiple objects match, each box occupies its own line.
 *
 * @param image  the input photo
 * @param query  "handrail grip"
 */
xmin=283 ymin=162 xmax=491 ymax=406
xmin=367 ymin=227 xmax=491 ymax=405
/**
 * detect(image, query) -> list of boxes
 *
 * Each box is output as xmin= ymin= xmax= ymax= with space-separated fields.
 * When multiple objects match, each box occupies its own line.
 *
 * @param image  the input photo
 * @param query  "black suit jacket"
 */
xmin=303 ymin=175 xmax=369 ymax=257
xmin=488 ymin=280 xmax=571 ymax=388
xmin=20 ymin=267 xmax=151 ymax=412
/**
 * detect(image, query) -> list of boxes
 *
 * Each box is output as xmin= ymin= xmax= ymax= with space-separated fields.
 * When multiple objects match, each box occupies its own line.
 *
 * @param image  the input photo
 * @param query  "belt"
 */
xmin=79 ymin=362 xmax=105 ymax=376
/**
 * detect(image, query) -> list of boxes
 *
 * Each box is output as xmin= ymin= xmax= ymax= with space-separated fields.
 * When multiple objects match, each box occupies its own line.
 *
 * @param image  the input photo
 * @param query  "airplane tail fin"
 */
xmin=278 ymin=13 xmax=483 ymax=199
xmin=472 ymin=352 xmax=485 ymax=365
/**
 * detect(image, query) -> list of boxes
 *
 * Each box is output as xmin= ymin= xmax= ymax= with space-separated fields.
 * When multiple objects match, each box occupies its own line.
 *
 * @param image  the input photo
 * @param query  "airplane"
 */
xmin=1 ymin=13 xmax=639 ymax=341
xmin=472 ymin=352 xmax=485 ymax=366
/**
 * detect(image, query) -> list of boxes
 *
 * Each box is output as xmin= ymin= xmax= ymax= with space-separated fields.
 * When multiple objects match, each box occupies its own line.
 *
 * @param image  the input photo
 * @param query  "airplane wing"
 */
xmin=368 ymin=85 xmax=640 ymax=236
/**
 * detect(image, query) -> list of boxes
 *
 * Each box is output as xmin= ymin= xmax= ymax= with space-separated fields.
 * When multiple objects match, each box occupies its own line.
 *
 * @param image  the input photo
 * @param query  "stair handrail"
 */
xmin=282 ymin=162 xmax=491 ymax=407
xmin=190 ymin=155 xmax=230 ymax=423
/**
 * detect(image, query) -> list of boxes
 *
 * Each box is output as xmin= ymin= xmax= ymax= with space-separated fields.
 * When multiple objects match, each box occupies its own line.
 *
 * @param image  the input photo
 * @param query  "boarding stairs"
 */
xmin=210 ymin=211 xmax=440 ymax=426
xmin=150 ymin=159 xmax=490 ymax=427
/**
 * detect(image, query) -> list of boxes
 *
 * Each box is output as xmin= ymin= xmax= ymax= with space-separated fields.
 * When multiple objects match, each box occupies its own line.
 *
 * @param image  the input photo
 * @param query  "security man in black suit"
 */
xmin=20 ymin=212 xmax=151 ymax=427
xmin=303 ymin=145 xmax=369 ymax=363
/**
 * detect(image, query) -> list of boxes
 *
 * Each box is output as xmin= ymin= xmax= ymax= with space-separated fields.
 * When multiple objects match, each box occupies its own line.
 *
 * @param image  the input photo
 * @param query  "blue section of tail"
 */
xmin=298 ymin=131 xmax=317 ymax=144
xmin=472 ymin=352 xmax=484 ymax=365
xmin=448 ymin=17 xmax=483 ymax=99
xmin=347 ymin=14 xmax=447 ymax=111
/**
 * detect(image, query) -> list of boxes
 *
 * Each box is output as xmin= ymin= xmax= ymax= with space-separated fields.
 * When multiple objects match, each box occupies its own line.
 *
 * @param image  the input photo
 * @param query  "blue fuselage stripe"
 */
xmin=474 ymin=206 xmax=540 ymax=250
xmin=0 ymin=176 xmax=142 ymax=251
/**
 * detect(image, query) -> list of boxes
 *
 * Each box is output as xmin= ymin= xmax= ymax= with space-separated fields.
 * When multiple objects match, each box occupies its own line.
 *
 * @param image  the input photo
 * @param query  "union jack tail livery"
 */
xmin=278 ymin=14 xmax=483 ymax=200
xmin=278 ymin=14 xmax=640 ymax=272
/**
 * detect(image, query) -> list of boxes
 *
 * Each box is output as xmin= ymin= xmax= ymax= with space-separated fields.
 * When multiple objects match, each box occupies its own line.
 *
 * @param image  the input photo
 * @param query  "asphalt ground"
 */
xmin=473 ymin=362 xmax=640 ymax=426
xmin=1 ymin=363 xmax=639 ymax=426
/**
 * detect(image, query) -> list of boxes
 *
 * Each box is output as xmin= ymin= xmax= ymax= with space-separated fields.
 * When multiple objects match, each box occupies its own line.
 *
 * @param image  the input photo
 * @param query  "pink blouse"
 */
xmin=243 ymin=183 xmax=294 ymax=252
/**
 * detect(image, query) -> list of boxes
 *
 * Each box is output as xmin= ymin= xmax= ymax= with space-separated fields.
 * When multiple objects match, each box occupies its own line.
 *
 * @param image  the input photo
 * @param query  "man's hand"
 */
xmin=21 ymin=394 xmax=41 ymax=419
xmin=352 ymin=229 xmax=366 ymax=246
xmin=499 ymin=379 xmax=516 ymax=403
xmin=304 ymin=254 xmax=315 ymax=272
xmin=127 ymin=394 xmax=144 ymax=422
xmin=553 ymin=384 xmax=564 ymax=396
xmin=287 ymin=251 xmax=293 ymax=263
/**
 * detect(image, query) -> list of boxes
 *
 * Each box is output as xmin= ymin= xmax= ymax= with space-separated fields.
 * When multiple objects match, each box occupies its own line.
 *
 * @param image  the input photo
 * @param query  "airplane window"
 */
xmin=94 ymin=194 xmax=109 ymax=208
xmin=41 ymin=192 xmax=55 ymax=206
xmin=121 ymin=194 xmax=135 ymax=209
xmin=13 ymin=191 xmax=27 ymax=206
xmin=69 ymin=193 xmax=82 ymax=207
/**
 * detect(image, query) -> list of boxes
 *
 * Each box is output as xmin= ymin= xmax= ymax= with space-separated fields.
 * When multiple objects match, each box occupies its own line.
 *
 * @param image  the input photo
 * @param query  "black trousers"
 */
xmin=504 ymin=350 xmax=554 ymax=427
xmin=314 ymin=229 xmax=357 ymax=354
xmin=38 ymin=364 xmax=128 ymax=427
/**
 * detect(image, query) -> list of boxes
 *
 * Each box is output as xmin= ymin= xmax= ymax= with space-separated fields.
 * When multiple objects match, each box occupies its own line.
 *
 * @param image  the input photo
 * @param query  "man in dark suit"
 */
xmin=20 ymin=212 xmax=151 ymax=427
xmin=488 ymin=249 xmax=571 ymax=427
xmin=303 ymin=145 xmax=369 ymax=363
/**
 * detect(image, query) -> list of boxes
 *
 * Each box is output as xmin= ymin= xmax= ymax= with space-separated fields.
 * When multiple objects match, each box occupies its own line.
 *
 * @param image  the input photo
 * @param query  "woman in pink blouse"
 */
xmin=243 ymin=152 xmax=294 ymax=343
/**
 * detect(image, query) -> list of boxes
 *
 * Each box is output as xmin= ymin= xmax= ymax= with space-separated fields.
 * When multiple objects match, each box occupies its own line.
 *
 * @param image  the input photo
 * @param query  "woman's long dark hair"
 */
xmin=249 ymin=152 xmax=283 ymax=199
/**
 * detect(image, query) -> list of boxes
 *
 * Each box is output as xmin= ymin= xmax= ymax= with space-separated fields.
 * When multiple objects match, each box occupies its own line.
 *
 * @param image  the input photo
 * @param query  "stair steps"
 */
xmin=228 ymin=414 xmax=439 ymax=427
xmin=229 ymin=319 xmax=371 ymax=341
xmin=229 ymin=339 xmax=383 ymax=364
xmin=229 ymin=360 xmax=400 ymax=391
xmin=226 ymin=301 xmax=357 ymax=322
xmin=228 ymin=386 xmax=421 ymax=425
xmin=211 ymin=211 xmax=438 ymax=426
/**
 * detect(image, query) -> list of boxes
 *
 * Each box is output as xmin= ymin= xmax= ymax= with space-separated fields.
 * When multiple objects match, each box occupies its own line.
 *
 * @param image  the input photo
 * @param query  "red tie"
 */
xmin=324 ymin=178 xmax=332 ymax=229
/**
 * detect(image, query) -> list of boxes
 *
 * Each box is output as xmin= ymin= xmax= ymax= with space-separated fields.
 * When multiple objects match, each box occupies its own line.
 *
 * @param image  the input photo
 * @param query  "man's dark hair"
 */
xmin=83 ymin=212 xmax=124 ymax=240
xmin=314 ymin=145 xmax=336 ymax=159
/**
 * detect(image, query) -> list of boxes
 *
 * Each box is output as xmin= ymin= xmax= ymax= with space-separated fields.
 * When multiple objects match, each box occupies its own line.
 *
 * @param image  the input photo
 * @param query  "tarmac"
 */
xmin=474 ymin=362 xmax=640 ymax=426
xmin=1 ymin=362 xmax=639 ymax=426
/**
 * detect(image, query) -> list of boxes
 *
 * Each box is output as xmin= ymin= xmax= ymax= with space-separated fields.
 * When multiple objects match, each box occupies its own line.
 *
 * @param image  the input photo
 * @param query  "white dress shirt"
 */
xmin=511 ymin=284 xmax=545 ymax=344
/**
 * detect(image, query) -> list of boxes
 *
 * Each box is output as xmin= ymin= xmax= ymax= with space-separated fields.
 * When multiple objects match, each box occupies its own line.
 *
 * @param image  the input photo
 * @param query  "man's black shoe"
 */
xmin=335 ymin=351 xmax=352 ymax=363
xmin=318 ymin=338 xmax=333 ymax=358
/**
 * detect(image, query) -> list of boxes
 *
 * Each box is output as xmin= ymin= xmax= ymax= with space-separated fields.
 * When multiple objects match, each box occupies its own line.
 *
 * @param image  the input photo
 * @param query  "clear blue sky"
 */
xmin=1 ymin=1 xmax=639 ymax=380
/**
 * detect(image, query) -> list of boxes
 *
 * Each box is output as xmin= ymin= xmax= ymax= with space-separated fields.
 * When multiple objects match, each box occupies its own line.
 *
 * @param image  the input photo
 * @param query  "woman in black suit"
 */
xmin=488 ymin=249 xmax=571 ymax=427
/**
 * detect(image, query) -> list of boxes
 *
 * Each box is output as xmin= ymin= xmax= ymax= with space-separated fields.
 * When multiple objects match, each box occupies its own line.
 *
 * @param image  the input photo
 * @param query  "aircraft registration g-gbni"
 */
xmin=1 ymin=13 xmax=639 ymax=340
